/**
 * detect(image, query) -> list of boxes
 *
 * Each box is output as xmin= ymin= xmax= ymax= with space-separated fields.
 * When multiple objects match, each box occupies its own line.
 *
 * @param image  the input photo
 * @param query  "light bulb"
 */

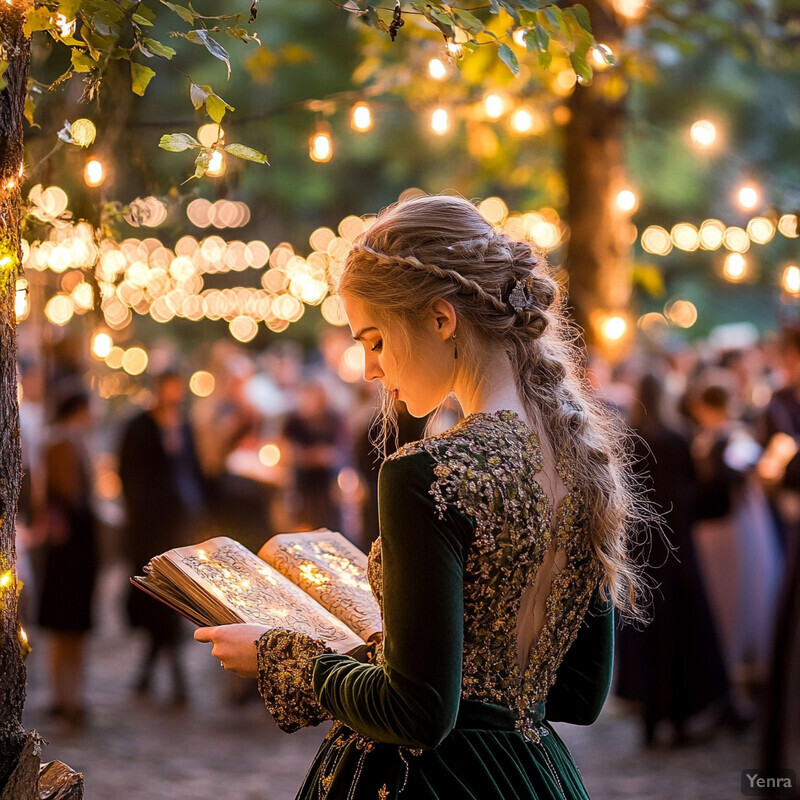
xmin=737 ymin=184 xmax=759 ymax=210
xmin=428 ymin=58 xmax=447 ymax=80
xmin=309 ymin=129 xmax=333 ymax=162
xmin=616 ymin=189 xmax=638 ymax=213
xmin=690 ymin=119 xmax=717 ymax=148
xmin=351 ymin=103 xmax=373 ymax=132
xmin=84 ymin=158 xmax=104 ymax=187
xmin=431 ymin=108 xmax=450 ymax=135
xmin=484 ymin=94 xmax=505 ymax=119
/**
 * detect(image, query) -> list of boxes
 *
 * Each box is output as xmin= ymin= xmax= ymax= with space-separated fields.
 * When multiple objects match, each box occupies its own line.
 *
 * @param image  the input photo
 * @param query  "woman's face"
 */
xmin=341 ymin=295 xmax=455 ymax=418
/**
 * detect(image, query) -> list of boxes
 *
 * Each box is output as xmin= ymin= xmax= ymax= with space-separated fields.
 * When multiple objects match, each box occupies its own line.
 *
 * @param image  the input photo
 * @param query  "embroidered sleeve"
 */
xmin=255 ymin=628 xmax=334 ymax=733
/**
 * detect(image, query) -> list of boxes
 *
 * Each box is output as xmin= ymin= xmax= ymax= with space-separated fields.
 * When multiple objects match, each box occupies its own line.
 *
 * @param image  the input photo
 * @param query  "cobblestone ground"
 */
xmin=22 ymin=562 xmax=757 ymax=800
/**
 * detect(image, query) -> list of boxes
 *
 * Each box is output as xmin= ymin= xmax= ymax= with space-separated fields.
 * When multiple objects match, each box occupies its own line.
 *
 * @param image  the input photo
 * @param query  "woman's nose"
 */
xmin=364 ymin=357 xmax=384 ymax=383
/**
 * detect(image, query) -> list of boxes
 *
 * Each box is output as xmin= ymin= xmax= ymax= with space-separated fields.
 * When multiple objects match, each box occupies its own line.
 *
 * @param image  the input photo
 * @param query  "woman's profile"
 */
xmin=195 ymin=194 xmax=646 ymax=800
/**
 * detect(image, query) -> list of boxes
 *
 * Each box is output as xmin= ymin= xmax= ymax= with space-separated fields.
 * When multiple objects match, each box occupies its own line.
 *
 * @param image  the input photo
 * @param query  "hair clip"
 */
xmin=508 ymin=276 xmax=535 ymax=313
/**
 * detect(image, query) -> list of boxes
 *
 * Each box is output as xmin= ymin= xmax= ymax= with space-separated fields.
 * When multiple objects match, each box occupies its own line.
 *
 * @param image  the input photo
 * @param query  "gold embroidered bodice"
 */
xmin=367 ymin=410 xmax=604 ymax=739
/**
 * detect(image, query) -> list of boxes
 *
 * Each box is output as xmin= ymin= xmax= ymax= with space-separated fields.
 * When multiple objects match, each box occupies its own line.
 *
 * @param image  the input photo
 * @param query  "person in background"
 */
xmin=690 ymin=381 xmax=782 ymax=719
xmin=282 ymin=379 xmax=346 ymax=531
xmin=119 ymin=370 xmax=208 ymax=703
xmin=616 ymin=373 xmax=729 ymax=746
xmin=37 ymin=389 xmax=98 ymax=729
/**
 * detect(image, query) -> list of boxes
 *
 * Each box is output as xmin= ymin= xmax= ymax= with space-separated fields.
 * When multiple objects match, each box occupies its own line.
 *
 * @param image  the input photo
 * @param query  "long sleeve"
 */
xmin=311 ymin=452 xmax=473 ymax=749
xmin=543 ymin=590 xmax=614 ymax=725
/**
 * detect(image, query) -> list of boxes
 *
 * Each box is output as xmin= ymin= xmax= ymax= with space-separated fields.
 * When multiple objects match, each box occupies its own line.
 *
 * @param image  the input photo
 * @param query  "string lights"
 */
xmin=428 ymin=58 xmax=447 ymax=80
xmin=737 ymin=183 xmax=760 ymax=210
xmin=690 ymin=119 xmax=717 ymax=149
xmin=783 ymin=265 xmax=800 ymax=295
xmin=430 ymin=108 xmax=450 ymax=135
xmin=309 ymin=126 xmax=333 ymax=162
xmin=350 ymin=102 xmax=373 ymax=132
xmin=84 ymin=158 xmax=105 ymax=187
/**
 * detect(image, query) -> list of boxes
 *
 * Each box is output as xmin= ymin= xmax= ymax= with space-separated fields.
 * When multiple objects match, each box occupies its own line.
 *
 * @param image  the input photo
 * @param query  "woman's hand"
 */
xmin=194 ymin=624 xmax=271 ymax=678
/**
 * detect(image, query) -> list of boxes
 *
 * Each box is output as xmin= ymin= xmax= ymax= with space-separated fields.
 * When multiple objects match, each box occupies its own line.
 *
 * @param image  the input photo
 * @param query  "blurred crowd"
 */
xmin=11 ymin=324 xmax=800 ymax=772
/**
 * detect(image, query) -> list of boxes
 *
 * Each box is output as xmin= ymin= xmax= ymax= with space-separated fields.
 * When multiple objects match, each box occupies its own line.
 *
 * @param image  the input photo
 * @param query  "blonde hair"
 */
xmin=338 ymin=194 xmax=649 ymax=622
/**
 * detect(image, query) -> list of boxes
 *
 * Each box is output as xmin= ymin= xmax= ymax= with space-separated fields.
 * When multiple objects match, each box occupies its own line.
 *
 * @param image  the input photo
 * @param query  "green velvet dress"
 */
xmin=256 ymin=410 xmax=614 ymax=800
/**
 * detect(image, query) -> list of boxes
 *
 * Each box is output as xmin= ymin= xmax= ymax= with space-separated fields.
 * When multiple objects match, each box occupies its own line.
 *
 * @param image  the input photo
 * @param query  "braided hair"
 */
xmin=338 ymin=194 xmax=648 ymax=622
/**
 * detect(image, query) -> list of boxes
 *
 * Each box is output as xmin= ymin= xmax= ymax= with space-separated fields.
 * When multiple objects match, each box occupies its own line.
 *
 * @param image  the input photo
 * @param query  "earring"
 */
xmin=451 ymin=332 xmax=458 ymax=360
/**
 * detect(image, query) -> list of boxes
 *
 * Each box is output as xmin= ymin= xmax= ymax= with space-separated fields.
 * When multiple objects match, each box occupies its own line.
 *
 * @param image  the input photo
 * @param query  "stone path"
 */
xmin=22 ymin=562 xmax=758 ymax=799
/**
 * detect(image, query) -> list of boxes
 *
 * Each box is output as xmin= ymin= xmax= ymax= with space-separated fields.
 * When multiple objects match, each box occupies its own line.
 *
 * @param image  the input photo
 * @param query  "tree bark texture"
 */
xmin=0 ymin=3 xmax=31 ymax=794
xmin=564 ymin=0 xmax=631 ymax=348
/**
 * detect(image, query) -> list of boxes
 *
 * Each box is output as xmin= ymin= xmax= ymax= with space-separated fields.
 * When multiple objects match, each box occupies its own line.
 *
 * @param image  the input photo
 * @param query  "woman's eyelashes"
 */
xmin=370 ymin=339 xmax=383 ymax=353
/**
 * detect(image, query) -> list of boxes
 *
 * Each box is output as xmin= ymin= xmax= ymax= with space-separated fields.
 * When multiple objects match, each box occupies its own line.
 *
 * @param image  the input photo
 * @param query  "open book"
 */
xmin=131 ymin=530 xmax=382 ymax=653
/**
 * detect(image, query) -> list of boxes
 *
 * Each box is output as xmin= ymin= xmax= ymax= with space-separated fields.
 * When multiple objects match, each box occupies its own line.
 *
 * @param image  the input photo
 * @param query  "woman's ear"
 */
xmin=428 ymin=297 xmax=457 ymax=341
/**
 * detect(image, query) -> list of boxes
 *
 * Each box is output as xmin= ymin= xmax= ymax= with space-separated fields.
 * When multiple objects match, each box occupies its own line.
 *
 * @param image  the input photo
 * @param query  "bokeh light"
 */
xmin=783 ymin=265 xmax=800 ymax=295
xmin=121 ymin=346 xmax=148 ymax=375
xmin=723 ymin=253 xmax=747 ymax=282
xmin=189 ymin=370 xmax=216 ymax=397
xmin=428 ymin=58 xmax=447 ymax=80
xmin=91 ymin=332 xmax=113 ymax=359
xmin=351 ymin=103 xmax=373 ymax=132
xmin=71 ymin=119 xmax=96 ymax=147
xmin=431 ymin=108 xmax=450 ymax=135
xmin=737 ymin=183 xmax=760 ymax=210
xmin=690 ymin=120 xmax=717 ymax=148
xmin=258 ymin=443 xmax=281 ymax=467
xmin=309 ymin=130 xmax=333 ymax=162
xmin=665 ymin=299 xmax=698 ymax=328
xmin=84 ymin=159 xmax=105 ymax=187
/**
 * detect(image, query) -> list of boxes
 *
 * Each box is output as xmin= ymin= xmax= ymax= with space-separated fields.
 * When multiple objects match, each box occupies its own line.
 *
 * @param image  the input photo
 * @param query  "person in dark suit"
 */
xmin=616 ymin=373 xmax=730 ymax=746
xmin=119 ymin=370 xmax=208 ymax=702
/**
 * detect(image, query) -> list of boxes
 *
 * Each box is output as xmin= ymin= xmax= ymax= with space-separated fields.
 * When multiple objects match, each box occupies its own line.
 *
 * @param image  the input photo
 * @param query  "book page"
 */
xmin=143 ymin=536 xmax=364 ymax=652
xmin=259 ymin=530 xmax=383 ymax=642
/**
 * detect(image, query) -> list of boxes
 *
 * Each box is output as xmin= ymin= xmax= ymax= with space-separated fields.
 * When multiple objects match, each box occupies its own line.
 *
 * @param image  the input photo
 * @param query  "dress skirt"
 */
xmin=296 ymin=718 xmax=589 ymax=800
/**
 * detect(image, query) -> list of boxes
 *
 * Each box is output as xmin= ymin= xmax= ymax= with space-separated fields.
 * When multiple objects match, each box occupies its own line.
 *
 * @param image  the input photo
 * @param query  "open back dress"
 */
xmin=256 ymin=409 xmax=614 ymax=800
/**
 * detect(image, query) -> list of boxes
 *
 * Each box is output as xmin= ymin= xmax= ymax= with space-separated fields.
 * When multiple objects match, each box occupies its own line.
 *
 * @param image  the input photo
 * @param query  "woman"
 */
xmin=37 ymin=389 xmax=98 ymax=729
xmin=195 ymin=195 xmax=645 ymax=799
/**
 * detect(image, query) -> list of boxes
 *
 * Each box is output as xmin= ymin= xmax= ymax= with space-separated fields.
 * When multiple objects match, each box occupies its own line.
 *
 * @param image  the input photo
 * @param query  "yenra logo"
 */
xmin=741 ymin=769 xmax=796 ymax=797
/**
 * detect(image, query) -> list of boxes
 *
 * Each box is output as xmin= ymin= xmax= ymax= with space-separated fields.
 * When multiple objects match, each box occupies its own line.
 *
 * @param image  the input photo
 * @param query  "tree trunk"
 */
xmin=564 ymin=0 xmax=631 ymax=349
xmin=0 ymin=3 xmax=31 ymax=794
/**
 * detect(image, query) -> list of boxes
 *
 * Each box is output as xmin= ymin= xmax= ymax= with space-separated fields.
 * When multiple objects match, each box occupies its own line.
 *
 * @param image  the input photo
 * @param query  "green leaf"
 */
xmin=57 ymin=0 xmax=83 ymax=19
xmin=451 ymin=8 xmax=483 ymax=35
xmin=528 ymin=24 xmax=548 ymax=53
xmin=224 ymin=143 xmax=269 ymax=164
xmin=570 ymin=51 xmax=592 ymax=83
xmin=537 ymin=47 xmax=552 ymax=69
xmin=193 ymin=149 xmax=211 ymax=179
xmin=83 ymin=5 xmax=125 ymax=36
xmin=141 ymin=37 xmax=177 ymax=59
xmin=159 ymin=0 xmax=195 ymax=23
xmin=497 ymin=1 xmax=520 ymax=27
xmin=23 ymin=7 xmax=55 ymax=36
xmin=71 ymin=49 xmax=96 ymax=73
xmin=130 ymin=62 xmax=156 ymax=95
xmin=497 ymin=42 xmax=519 ymax=74
xmin=0 ymin=60 xmax=8 ymax=93
xmin=225 ymin=26 xmax=261 ymax=45
xmin=190 ymin=82 xmax=209 ymax=109
xmin=205 ymin=92 xmax=233 ymax=123
xmin=159 ymin=132 xmax=202 ymax=152
xmin=132 ymin=13 xmax=154 ymax=26
xmin=24 ymin=92 xmax=36 ymax=127
xmin=185 ymin=29 xmax=231 ymax=78
xmin=571 ymin=4 xmax=592 ymax=34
